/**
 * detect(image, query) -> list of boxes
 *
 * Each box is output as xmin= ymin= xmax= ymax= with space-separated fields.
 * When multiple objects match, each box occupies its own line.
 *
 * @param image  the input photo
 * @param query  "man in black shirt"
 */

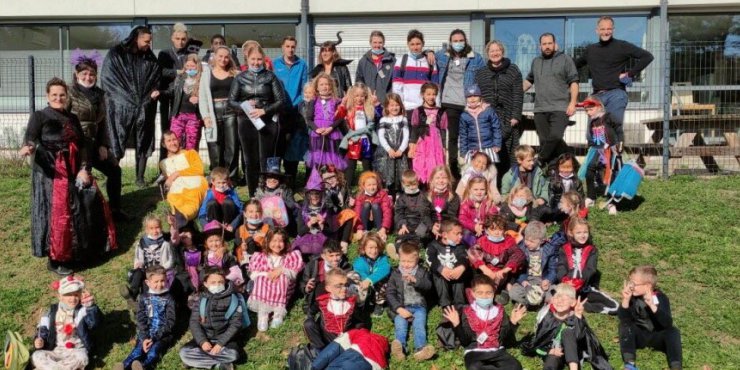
xmin=575 ymin=16 xmax=654 ymax=126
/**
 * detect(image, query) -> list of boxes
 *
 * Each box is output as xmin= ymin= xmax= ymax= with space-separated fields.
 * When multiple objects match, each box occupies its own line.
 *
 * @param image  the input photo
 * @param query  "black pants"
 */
xmin=205 ymin=198 xmax=238 ymax=226
xmin=534 ymin=111 xmax=571 ymax=167
xmin=542 ymin=326 xmax=580 ymax=369
xmin=237 ymin=114 xmax=280 ymax=197
xmin=280 ymin=106 xmax=301 ymax=187
xmin=303 ymin=316 xmax=337 ymax=351
xmin=128 ymin=267 xmax=146 ymax=299
xmin=580 ymin=288 xmax=619 ymax=315
xmin=432 ymin=273 xmax=466 ymax=308
xmin=92 ymin=155 xmax=122 ymax=210
xmin=496 ymin=121 xmax=522 ymax=185
xmin=442 ymin=104 xmax=464 ymax=179
xmin=585 ymin=152 xmax=604 ymax=200
xmin=158 ymin=97 xmax=172 ymax=164
xmin=337 ymin=219 xmax=353 ymax=244
xmin=619 ymin=322 xmax=682 ymax=369
xmin=464 ymin=349 xmax=522 ymax=370
xmin=359 ymin=202 xmax=383 ymax=231
xmin=344 ymin=158 xmax=371 ymax=188
xmin=207 ymin=101 xmax=240 ymax=183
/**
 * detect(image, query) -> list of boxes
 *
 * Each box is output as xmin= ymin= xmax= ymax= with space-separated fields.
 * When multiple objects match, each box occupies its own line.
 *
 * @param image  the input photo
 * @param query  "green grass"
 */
xmin=1 ymin=161 xmax=738 ymax=369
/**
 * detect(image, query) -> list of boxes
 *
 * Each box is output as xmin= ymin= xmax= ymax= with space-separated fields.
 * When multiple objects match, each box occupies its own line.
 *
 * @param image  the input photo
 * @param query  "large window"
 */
xmin=151 ymin=24 xmax=223 ymax=55
xmin=68 ymin=25 xmax=130 ymax=50
xmin=0 ymin=26 xmax=59 ymax=56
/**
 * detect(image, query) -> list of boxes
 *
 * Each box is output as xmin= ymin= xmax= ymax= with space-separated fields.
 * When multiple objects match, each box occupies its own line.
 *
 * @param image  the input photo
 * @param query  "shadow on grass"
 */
xmin=90 ymin=309 xmax=136 ymax=368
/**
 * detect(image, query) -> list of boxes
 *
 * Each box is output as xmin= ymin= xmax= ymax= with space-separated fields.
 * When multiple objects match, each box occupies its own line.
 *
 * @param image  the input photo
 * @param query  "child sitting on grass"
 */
xmin=353 ymin=232 xmax=391 ymax=317
xmin=501 ymin=145 xmax=549 ymax=205
xmin=509 ymin=221 xmax=558 ymax=308
xmin=197 ymin=166 xmax=243 ymax=234
xmin=300 ymin=240 xmax=352 ymax=314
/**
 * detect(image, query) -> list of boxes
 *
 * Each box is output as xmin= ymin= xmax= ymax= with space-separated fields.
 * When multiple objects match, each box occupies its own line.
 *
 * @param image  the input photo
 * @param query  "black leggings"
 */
xmin=344 ymin=158 xmax=371 ymax=188
xmin=359 ymin=202 xmax=383 ymax=231
xmin=464 ymin=349 xmax=522 ymax=370
xmin=442 ymin=104 xmax=464 ymax=179
xmin=237 ymin=114 xmax=280 ymax=197
xmin=585 ymin=152 xmax=604 ymax=200
xmin=205 ymin=198 xmax=238 ymax=226
xmin=207 ymin=101 xmax=240 ymax=182
xmin=619 ymin=322 xmax=682 ymax=369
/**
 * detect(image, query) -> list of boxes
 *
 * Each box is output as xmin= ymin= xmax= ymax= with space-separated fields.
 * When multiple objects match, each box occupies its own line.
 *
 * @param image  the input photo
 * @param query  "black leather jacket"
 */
xmin=228 ymin=69 xmax=286 ymax=122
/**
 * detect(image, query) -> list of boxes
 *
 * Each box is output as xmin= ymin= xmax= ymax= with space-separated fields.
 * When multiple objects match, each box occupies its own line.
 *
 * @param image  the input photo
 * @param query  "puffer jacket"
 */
xmin=459 ymin=104 xmax=502 ymax=156
xmin=355 ymin=50 xmax=396 ymax=103
xmin=310 ymin=59 xmax=353 ymax=98
xmin=189 ymin=282 xmax=242 ymax=346
xmin=228 ymin=68 xmax=286 ymax=123
xmin=66 ymin=84 xmax=110 ymax=155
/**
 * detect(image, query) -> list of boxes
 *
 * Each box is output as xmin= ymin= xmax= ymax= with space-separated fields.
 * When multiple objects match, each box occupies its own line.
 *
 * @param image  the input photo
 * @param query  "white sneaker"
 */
xmin=607 ymin=204 xmax=618 ymax=215
xmin=585 ymin=198 xmax=595 ymax=208
xmin=257 ymin=316 xmax=269 ymax=332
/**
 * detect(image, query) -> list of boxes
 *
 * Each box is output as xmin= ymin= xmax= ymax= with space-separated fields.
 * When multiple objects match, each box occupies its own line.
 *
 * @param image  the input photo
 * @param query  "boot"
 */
xmin=135 ymin=155 xmax=148 ymax=187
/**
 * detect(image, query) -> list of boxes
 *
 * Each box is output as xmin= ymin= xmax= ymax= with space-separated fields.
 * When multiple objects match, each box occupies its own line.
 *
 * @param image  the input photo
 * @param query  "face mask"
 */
xmin=475 ymin=297 xmax=494 ymax=309
xmin=148 ymin=288 xmax=169 ymax=295
xmin=487 ymin=235 xmax=505 ymax=243
xmin=434 ymin=185 xmax=448 ymax=193
xmin=146 ymin=234 xmax=163 ymax=243
xmin=207 ymin=284 xmax=225 ymax=294
xmin=77 ymin=79 xmax=94 ymax=88
xmin=214 ymin=185 xmax=229 ymax=193
xmin=446 ymin=239 xmax=457 ymax=247
xmin=371 ymin=48 xmax=384 ymax=55
xmin=403 ymin=186 xmax=420 ymax=195
xmin=559 ymin=172 xmax=573 ymax=179
xmin=185 ymin=69 xmax=198 ymax=77
xmin=247 ymin=217 xmax=263 ymax=225
xmin=249 ymin=66 xmax=264 ymax=73
xmin=364 ymin=190 xmax=376 ymax=197
xmin=512 ymin=197 xmax=528 ymax=208
xmin=59 ymin=302 xmax=76 ymax=311
xmin=410 ymin=52 xmax=422 ymax=59
xmin=452 ymin=42 xmax=465 ymax=53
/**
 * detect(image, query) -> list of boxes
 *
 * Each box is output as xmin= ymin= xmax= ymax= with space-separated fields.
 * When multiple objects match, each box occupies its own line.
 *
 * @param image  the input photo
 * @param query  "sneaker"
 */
xmin=607 ymin=204 xmax=618 ymax=215
xmin=270 ymin=318 xmax=284 ymax=329
xmin=131 ymin=360 xmax=144 ymax=370
xmin=585 ymin=198 xmax=595 ymax=208
xmin=495 ymin=290 xmax=510 ymax=306
xmin=135 ymin=178 xmax=147 ymax=188
xmin=372 ymin=305 xmax=385 ymax=317
xmin=413 ymin=345 xmax=436 ymax=361
xmin=390 ymin=339 xmax=405 ymax=360
xmin=386 ymin=243 xmax=398 ymax=261
xmin=257 ymin=316 xmax=269 ymax=332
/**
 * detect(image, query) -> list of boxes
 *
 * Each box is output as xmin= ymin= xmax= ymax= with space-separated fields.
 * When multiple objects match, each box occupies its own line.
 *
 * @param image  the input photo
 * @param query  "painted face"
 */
xmin=487 ymin=43 xmax=504 ymax=64
xmin=558 ymin=160 xmax=574 ymax=177
xmin=204 ymin=273 xmax=226 ymax=289
xmin=282 ymin=40 xmax=297 ymax=59
xmin=443 ymin=225 xmax=463 ymax=245
xmin=163 ymin=133 xmax=180 ymax=154
xmin=247 ymin=51 xmax=264 ymax=70
xmin=325 ymin=274 xmax=349 ymax=299
xmin=322 ymin=172 xmax=338 ymax=188
xmin=364 ymin=240 xmax=380 ymax=259
xmin=206 ymin=234 xmax=223 ymax=252
xmin=471 ymin=154 xmax=489 ymax=172
xmin=596 ymin=19 xmax=614 ymax=42
xmin=399 ymin=252 xmax=419 ymax=270
xmin=540 ymin=35 xmax=555 ymax=57
xmin=569 ymin=224 xmax=590 ymax=245
xmin=265 ymin=177 xmax=280 ymax=189
xmin=59 ymin=292 xmax=81 ymax=308
xmin=432 ymin=170 xmax=449 ymax=191
xmin=519 ymin=155 xmax=535 ymax=171
xmin=486 ymin=225 xmax=505 ymax=239
xmin=551 ymin=292 xmax=576 ymax=314
xmin=352 ymin=91 xmax=367 ymax=107
xmin=47 ymin=85 xmax=67 ymax=110
xmin=215 ymin=48 xmax=231 ymax=68
xmin=628 ymin=273 xmax=653 ymax=297
xmin=472 ymin=283 xmax=495 ymax=300
xmin=470 ymin=182 xmax=487 ymax=201
xmin=407 ymin=37 xmax=424 ymax=54
xmin=317 ymin=77 xmax=332 ymax=97
xmin=524 ymin=237 xmax=543 ymax=251
xmin=422 ymin=88 xmax=437 ymax=107
xmin=145 ymin=273 xmax=166 ymax=292
xmin=76 ymin=69 xmax=97 ymax=87
xmin=268 ymin=233 xmax=286 ymax=255
xmin=244 ymin=204 xmax=262 ymax=221
xmin=322 ymin=251 xmax=342 ymax=269
xmin=387 ymin=100 xmax=402 ymax=116
xmin=145 ymin=220 xmax=163 ymax=239
xmin=363 ymin=177 xmax=378 ymax=196
xmin=137 ymin=33 xmax=153 ymax=51
xmin=171 ymin=31 xmax=187 ymax=50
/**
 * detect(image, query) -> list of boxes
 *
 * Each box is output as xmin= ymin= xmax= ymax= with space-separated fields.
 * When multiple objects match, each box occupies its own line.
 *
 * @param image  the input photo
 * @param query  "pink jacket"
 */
xmin=458 ymin=198 xmax=499 ymax=232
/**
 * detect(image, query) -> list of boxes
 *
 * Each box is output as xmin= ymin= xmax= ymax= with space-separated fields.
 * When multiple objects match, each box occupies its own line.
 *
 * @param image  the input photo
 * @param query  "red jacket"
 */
xmin=458 ymin=198 xmax=499 ymax=232
xmin=474 ymin=235 xmax=525 ymax=274
xmin=346 ymin=329 xmax=389 ymax=369
xmin=353 ymin=189 xmax=393 ymax=231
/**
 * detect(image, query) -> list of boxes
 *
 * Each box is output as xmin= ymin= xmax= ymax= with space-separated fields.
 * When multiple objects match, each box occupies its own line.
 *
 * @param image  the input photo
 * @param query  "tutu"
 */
xmin=307 ymin=136 xmax=347 ymax=170
xmin=413 ymin=124 xmax=445 ymax=183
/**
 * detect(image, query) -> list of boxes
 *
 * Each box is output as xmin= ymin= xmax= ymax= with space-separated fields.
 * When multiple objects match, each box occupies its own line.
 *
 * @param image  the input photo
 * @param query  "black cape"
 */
xmin=101 ymin=26 xmax=161 ymax=159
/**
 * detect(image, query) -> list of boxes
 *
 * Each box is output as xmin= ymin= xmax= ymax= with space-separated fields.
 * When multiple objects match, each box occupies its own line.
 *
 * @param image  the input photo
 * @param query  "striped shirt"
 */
xmin=248 ymin=250 xmax=305 ymax=308
xmin=392 ymin=54 xmax=439 ymax=111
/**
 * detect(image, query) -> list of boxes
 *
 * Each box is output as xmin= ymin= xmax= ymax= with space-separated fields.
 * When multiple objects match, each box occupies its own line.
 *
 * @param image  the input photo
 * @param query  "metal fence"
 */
xmin=1 ymin=41 xmax=738 ymax=176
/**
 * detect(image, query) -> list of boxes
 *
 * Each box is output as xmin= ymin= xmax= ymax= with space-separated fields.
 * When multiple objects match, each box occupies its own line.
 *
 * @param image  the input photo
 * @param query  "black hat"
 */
xmin=260 ymin=157 xmax=286 ymax=179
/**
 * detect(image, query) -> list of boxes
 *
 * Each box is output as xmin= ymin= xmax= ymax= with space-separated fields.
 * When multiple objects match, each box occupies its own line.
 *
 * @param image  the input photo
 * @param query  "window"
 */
xmin=151 ymin=24 xmax=223 ymax=56
xmin=68 ymin=25 xmax=130 ymax=50
xmin=225 ymin=23 xmax=295 ymax=62
xmin=491 ymin=18 xmax=564 ymax=78
xmin=0 ymin=26 xmax=59 ymax=54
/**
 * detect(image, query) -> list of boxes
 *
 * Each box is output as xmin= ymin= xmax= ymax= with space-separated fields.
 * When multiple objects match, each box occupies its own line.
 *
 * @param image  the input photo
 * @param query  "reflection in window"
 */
xmin=491 ymin=18 xmax=564 ymax=78
xmin=0 ymin=26 xmax=60 ymax=52
xmin=225 ymin=23 xmax=295 ymax=49
xmin=151 ymin=24 xmax=222 ymax=57
xmin=68 ymin=25 xmax=129 ymax=50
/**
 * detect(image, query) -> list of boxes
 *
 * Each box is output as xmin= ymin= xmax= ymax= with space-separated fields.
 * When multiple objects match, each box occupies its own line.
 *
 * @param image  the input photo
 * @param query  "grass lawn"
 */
xmin=1 ymin=160 xmax=738 ymax=369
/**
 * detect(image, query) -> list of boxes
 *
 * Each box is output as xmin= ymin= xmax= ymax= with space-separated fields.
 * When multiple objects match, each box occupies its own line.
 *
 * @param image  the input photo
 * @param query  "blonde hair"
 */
xmin=241 ymin=40 xmax=261 ymax=55
xmin=142 ymin=214 xmax=161 ymax=229
xmin=172 ymin=23 xmax=188 ymax=36
xmin=358 ymin=232 xmax=385 ymax=256
xmin=560 ymin=190 xmax=584 ymax=215
xmin=554 ymin=283 xmax=576 ymax=299
xmin=567 ymin=216 xmax=591 ymax=235
xmin=630 ymin=265 xmax=658 ymax=287
xmin=311 ymin=72 xmax=338 ymax=99
xmin=485 ymin=40 xmax=506 ymax=56
xmin=303 ymin=81 xmax=316 ymax=100
xmin=463 ymin=176 xmax=489 ymax=201
xmin=344 ymin=83 xmax=375 ymax=122
xmin=244 ymin=44 xmax=265 ymax=59
xmin=507 ymin=184 xmax=533 ymax=205
xmin=427 ymin=165 xmax=455 ymax=202
xmin=181 ymin=53 xmax=202 ymax=97
xmin=209 ymin=46 xmax=239 ymax=77
xmin=515 ymin=145 xmax=536 ymax=161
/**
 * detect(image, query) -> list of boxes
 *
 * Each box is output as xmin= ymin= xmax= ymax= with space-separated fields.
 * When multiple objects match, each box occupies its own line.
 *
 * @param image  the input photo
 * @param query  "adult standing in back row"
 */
xmin=355 ymin=31 xmax=396 ymax=104
xmin=523 ymin=32 xmax=579 ymax=168
xmin=575 ymin=16 xmax=654 ymax=127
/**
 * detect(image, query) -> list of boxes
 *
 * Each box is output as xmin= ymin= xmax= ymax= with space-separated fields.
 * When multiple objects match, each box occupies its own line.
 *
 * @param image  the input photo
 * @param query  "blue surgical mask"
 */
xmin=487 ymin=235 xmax=505 ymax=243
xmin=512 ymin=197 xmax=528 ymax=208
xmin=446 ymin=239 xmax=458 ymax=247
xmin=249 ymin=66 xmax=264 ymax=73
xmin=475 ymin=297 xmax=493 ymax=309
xmin=247 ymin=217 xmax=263 ymax=225
xmin=185 ymin=69 xmax=198 ymax=77
xmin=371 ymin=48 xmax=384 ymax=55
xmin=410 ymin=52 xmax=422 ymax=60
xmin=452 ymin=42 xmax=465 ymax=53
xmin=207 ymin=284 xmax=225 ymax=294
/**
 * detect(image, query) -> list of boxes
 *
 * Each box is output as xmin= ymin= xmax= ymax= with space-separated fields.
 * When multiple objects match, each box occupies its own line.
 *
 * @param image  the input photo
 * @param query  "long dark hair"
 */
xmin=447 ymin=29 xmax=472 ymax=56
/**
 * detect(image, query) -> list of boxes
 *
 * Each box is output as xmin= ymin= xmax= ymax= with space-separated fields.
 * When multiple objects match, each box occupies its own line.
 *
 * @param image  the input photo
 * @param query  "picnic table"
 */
xmin=641 ymin=114 xmax=740 ymax=173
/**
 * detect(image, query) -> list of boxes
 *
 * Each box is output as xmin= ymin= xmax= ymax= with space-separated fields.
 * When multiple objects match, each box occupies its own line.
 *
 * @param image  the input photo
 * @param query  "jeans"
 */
xmin=596 ymin=88 xmax=628 ymax=125
xmin=393 ymin=305 xmax=428 ymax=351
xmin=123 ymin=339 xmax=165 ymax=369
xmin=359 ymin=202 xmax=382 ymax=231
xmin=312 ymin=342 xmax=373 ymax=370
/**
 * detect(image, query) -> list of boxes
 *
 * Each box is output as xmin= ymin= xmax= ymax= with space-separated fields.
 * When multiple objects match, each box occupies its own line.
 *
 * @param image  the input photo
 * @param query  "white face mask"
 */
xmin=207 ymin=284 xmax=225 ymax=294
xmin=148 ymin=288 xmax=169 ymax=295
xmin=77 ymin=79 xmax=95 ymax=88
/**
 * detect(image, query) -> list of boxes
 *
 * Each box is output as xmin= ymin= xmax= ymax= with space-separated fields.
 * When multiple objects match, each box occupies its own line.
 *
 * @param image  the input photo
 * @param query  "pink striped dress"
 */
xmin=247 ymin=250 xmax=304 ymax=315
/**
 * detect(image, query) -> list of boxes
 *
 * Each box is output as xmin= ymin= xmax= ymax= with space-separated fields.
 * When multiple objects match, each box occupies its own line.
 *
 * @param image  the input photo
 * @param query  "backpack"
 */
xmin=3 ymin=331 xmax=29 ymax=370
xmin=399 ymin=54 xmax=434 ymax=81
xmin=199 ymin=294 xmax=251 ymax=330
xmin=287 ymin=344 xmax=318 ymax=370
xmin=261 ymin=194 xmax=289 ymax=228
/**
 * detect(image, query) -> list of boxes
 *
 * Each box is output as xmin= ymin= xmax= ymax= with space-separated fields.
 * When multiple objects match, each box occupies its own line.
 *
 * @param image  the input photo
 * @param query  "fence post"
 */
xmin=660 ymin=0 xmax=670 ymax=179
xmin=28 ymin=55 xmax=35 ymax=114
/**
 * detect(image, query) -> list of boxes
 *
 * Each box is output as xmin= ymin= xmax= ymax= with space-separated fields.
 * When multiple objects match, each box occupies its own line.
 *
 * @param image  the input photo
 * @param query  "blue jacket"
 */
xmin=273 ymin=56 xmax=309 ymax=108
xmin=198 ymin=188 xmax=244 ymax=230
xmin=516 ymin=235 xmax=562 ymax=284
xmin=353 ymin=254 xmax=391 ymax=285
xmin=435 ymin=49 xmax=486 ymax=92
xmin=459 ymin=104 xmax=502 ymax=156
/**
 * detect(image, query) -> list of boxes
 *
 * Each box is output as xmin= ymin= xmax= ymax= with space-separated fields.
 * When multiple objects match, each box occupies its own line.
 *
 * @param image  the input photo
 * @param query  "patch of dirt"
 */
xmin=707 ymin=330 xmax=740 ymax=346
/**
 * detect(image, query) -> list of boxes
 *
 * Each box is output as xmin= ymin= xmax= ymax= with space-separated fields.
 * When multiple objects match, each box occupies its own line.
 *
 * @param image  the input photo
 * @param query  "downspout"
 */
xmin=660 ymin=0 xmax=670 ymax=179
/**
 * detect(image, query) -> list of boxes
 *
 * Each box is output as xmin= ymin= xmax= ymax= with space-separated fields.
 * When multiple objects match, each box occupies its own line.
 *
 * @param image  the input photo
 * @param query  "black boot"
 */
xmin=47 ymin=259 xmax=73 ymax=276
xmin=135 ymin=155 xmax=148 ymax=187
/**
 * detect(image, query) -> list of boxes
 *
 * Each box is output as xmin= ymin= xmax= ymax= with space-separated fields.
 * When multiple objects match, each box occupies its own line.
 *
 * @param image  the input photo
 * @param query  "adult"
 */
xmin=202 ymin=34 xmax=240 ymax=67
xmin=475 ymin=40 xmax=524 ymax=176
xmin=240 ymin=40 xmax=274 ymax=71
xmin=355 ymin=30 xmax=396 ymax=104
xmin=67 ymin=50 xmax=128 ymax=221
xmin=427 ymin=29 xmax=485 ymax=178
xmin=274 ymin=36 xmax=310 ymax=185
xmin=157 ymin=23 xmax=190 ymax=165
xmin=392 ymin=29 xmax=438 ymax=118
xmin=228 ymin=44 xmax=287 ymax=197
xmin=310 ymin=33 xmax=352 ymax=98
xmin=523 ymin=33 xmax=580 ymax=167
xmin=159 ymin=131 xmax=208 ymax=228
xmin=20 ymin=78 xmax=116 ymax=275
xmin=199 ymin=46 xmax=241 ymax=183
xmin=101 ymin=26 xmax=161 ymax=187
xmin=574 ymin=16 xmax=654 ymax=126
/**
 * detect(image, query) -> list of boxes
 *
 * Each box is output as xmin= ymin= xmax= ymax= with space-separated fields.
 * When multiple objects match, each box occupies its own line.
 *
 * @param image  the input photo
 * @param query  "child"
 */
xmin=392 ymin=170 xmax=433 ymax=255
xmin=458 ymin=84 xmax=502 ymax=168
xmin=392 ymin=29 xmax=438 ymax=114
xmin=499 ymin=184 xmax=550 ymax=237
xmin=283 ymin=82 xmax=315 ymax=189
xmin=254 ymin=158 xmax=299 ymax=230
xmin=304 ymin=268 xmax=367 ymax=351
xmin=300 ymin=239 xmax=351 ymax=314
xmin=456 ymin=151 xmax=502 ymax=205
xmin=428 ymin=165 xmax=461 ymax=238
xmin=469 ymin=215 xmax=525 ymax=304
xmin=167 ymin=54 xmax=203 ymax=150
xmin=312 ymin=329 xmax=389 ymax=370
xmin=374 ymin=92 xmax=409 ymax=197
xmin=547 ymin=153 xmax=584 ymax=210
xmin=426 ymin=219 xmax=469 ymax=309
xmin=353 ymin=232 xmax=391 ymax=317
xmin=198 ymin=166 xmax=243 ymax=233
xmin=32 ymin=275 xmax=101 ymax=370
xmin=339 ymin=82 xmax=380 ymax=187
xmin=321 ymin=165 xmax=356 ymax=253
xmin=618 ymin=266 xmax=683 ymax=370
xmin=549 ymin=190 xmax=589 ymax=247
xmin=174 ymin=225 xmax=202 ymax=300
xmin=522 ymin=284 xmax=611 ymax=370
xmin=179 ymin=267 xmax=242 ymax=369
xmin=387 ymin=242 xmax=435 ymax=361
xmin=248 ymin=228 xmax=305 ymax=332
xmin=459 ymin=176 xmax=499 ymax=246
xmin=442 ymin=275 xmax=525 ymax=370
xmin=293 ymin=175 xmax=329 ymax=259
xmin=121 ymin=214 xmax=176 ymax=308
xmin=352 ymin=171 xmax=393 ymax=241
xmin=202 ymin=221 xmax=244 ymax=288
xmin=306 ymin=73 xmax=347 ymax=171
xmin=114 ymin=266 xmax=176 ymax=370
xmin=578 ymin=96 xmax=623 ymax=215
xmin=557 ymin=217 xmax=618 ymax=314
xmin=509 ymin=221 xmax=558 ymax=307
xmin=233 ymin=200 xmax=272 ymax=285
xmin=501 ymin=145 xmax=549 ymax=205
xmin=409 ymin=83 xmax=447 ymax=184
